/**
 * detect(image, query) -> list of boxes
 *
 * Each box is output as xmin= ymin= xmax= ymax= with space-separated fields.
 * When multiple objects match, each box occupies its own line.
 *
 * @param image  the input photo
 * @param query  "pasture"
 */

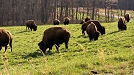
xmin=0 ymin=20 xmax=134 ymax=75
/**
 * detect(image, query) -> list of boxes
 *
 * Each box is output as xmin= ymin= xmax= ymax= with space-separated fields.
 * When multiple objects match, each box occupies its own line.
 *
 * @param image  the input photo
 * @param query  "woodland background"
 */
xmin=0 ymin=0 xmax=134 ymax=25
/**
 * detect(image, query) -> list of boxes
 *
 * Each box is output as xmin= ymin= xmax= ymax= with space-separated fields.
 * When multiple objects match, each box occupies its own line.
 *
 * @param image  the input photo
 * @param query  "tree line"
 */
xmin=0 ymin=0 xmax=133 ymax=25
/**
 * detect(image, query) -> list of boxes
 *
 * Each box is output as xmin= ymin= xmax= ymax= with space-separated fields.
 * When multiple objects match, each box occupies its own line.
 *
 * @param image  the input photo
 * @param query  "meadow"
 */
xmin=0 ymin=20 xmax=134 ymax=75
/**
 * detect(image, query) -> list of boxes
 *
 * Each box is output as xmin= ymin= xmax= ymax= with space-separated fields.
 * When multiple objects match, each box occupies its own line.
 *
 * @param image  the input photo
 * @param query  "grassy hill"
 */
xmin=0 ymin=20 xmax=134 ymax=75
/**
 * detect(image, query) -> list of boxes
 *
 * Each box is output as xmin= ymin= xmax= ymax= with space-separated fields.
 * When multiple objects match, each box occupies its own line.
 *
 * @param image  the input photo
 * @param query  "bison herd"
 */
xmin=0 ymin=13 xmax=131 ymax=53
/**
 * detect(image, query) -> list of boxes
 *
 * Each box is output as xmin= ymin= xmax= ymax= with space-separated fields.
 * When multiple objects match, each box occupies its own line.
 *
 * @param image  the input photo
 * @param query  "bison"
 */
xmin=124 ymin=13 xmax=130 ymax=22
xmin=85 ymin=16 xmax=90 ymax=22
xmin=81 ymin=22 xmax=89 ymax=35
xmin=118 ymin=17 xmax=127 ymax=30
xmin=53 ymin=19 xmax=60 ymax=25
xmin=0 ymin=29 xmax=12 ymax=52
xmin=86 ymin=22 xmax=100 ymax=41
xmin=38 ymin=26 xmax=70 ymax=53
xmin=87 ymin=20 xmax=105 ymax=35
xmin=26 ymin=20 xmax=37 ymax=31
xmin=81 ymin=20 xmax=105 ymax=35
xmin=64 ymin=17 xmax=70 ymax=25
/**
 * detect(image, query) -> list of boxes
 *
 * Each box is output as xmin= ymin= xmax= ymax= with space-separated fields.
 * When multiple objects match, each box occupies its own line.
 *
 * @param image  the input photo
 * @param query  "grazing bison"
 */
xmin=124 ymin=13 xmax=130 ymax=22
xmin=38 ymin=26 xmax=70 ymax=53
xmin=80 ymin=20 xmax=85 ymax=24
xmin=81 ymin=20 xmax=105 ymax=35
xmin=26 ymin=20 xmax=37 ymax=31
xmin=85 ymin=16 xmax=90 ymax=22
xmin=53 ymin=19 xmax=60 ymax=25
xmin=87 ymin=20 xmax=105 ymax=35
xmin=118 ymin=17 xmax=127 ymax=30
xmin=64 ymin=17 xmax=70 ymax=25
xmin=0 ymin=29 xmax=12 ymax=52
xmin=86 ymin=22 xmax=100 ymax=41
xmin=81 ymin=22 xmax=89 ymax=35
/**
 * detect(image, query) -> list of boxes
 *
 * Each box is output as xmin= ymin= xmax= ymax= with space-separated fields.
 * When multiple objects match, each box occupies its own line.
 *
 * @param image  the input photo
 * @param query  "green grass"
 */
xmin=0 ymin=20 xmax=134 ymax=75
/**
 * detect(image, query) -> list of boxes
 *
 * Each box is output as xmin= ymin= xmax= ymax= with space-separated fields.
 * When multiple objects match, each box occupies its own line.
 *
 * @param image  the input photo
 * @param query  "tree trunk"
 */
xmin=92 ymin=0 xmax=95 ymax=20
xmin=59 ymin=1 xmax=64 ymax=22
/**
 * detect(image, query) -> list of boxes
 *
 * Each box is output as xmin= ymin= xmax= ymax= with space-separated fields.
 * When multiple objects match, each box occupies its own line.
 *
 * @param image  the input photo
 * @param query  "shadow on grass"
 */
xmin=77 ymin=35 xmax=88 ymax=38
xmin=23 ymin=50 xmax=56 ymax=59
xmin=16 ymin=30 xmax=30 ymax=34
xmin=107 ymin=30 xmax=120 ymax=35
xmin=23 ymin=50 xmax=43 ymax=59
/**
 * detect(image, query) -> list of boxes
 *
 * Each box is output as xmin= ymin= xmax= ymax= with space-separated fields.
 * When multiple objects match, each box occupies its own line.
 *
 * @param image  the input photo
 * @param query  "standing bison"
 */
xmin=81 ymin=20 xmax=105 ymax=35
xmin=38 ymin=26 xmax=70 ymax=53
xmin=53 ymin=19 xmax=60 ymax=25
xmin=0 ymin=29 xmax=12 ymax=52
xmin=81 ymin=22 xmax=89 ymax=35
xmin=26 ymin=20 xmax=37 ymax=31
xmin=124 ymin=13 xmax=130 ymax=22
xmin=118 ymin=17 xmax=127 ymax=30
xmin=64 ymin=17 xmax=70 ymax=25
xmin=87 ymin=20 xmax=105 ymax=35
xmin=86 ymin=22 xmax=100 ymax=41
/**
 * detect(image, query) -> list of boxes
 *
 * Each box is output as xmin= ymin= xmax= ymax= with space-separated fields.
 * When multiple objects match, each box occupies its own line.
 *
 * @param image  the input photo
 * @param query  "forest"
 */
xmin=0 ymin=0 xmax=134 ymax=25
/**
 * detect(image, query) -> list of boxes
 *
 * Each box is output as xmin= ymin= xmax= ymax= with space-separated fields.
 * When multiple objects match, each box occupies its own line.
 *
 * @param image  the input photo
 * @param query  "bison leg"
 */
xmin=4 ymin=46 xmax=7 ymax=53
xmin=0 ymin=46 xmax=2 ymax=50
xmin=30 ymin=27 xmax=32 ymax=31
xmin=55 ymin=44 xmax=60 ymax=52
xmin=82 ymin=30 xmax=85 ymax=35
xmin=48 ymin=46 xmax=53 ymax=52
xmin=65 ymin=42 xmax=68 ymax=49
xmin=88 ymin=34 xmax=93 ymax=41
xmin=27 ymin=27 xmax=30 ymax=31
xmin=9 ymin=39 xmax=12 ymax=52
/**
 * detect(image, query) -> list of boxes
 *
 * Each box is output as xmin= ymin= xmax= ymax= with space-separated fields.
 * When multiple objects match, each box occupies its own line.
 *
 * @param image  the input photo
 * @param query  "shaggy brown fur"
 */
xmin=118 ymin=17 xmax=127 ymax=30
xmin=0 ymin=29 xmax=12 ymax=52
xmin=53 ymin=19 xmax=60 ymax=25
xmin=64 ymin=17 xmax=70 ymax=25
xmin=86 ymin=22 xmax=100 ymax=41
xmin=85 ymin=16 xmax=90 ymax=22
xmin=87 ymin=20 xmax=105 ymax=35
xmin=26 ymin=20 xmax=37 ymax=31
xmin=124 ymin=14 xmax=130 ymax=22
xmin=81 ymin=22 xmax=89 ymax=35
xmin=38 ymin=26 xmax=70 ymax=53
xmin=81 ymin=20 xmax=105 ymax=35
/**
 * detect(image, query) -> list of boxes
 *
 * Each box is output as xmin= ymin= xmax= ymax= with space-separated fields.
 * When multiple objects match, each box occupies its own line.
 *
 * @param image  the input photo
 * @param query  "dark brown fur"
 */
xmin=124 ymin=14 xmax=130 ymax=22
xmin=38 ymin=26 xmax=70 ymax=53
xmin=26 ymin=20 xmax=37 ymax=31
xmin=81 ymin=20 xmax=105 ymax=35
xmin=64 ymin=17 xmax=70 ymax=25
xmin=86 ymin=22 xmax=100 ymax=41
xmin=81 ymin=22 xmax=89 ymax=35
xmin=118 ymin=17 xmax=127 ymax=30
xmin=87 ymin=20 xmax=105 ymax=35
xmin=53 ymin=19 xmax=60 ymax=25
xmin=85 ymin=17 xmax=90 ymax=22
xmin=0 ymin=29 xmax=12 ymax=52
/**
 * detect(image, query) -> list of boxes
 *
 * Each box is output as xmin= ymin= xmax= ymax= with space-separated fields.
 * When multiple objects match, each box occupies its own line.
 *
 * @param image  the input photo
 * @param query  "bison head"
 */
xmin=38 ymin=41 xmax=47 ymax=53
xmin=33 ymin=25 xmax=37 ymax=31
xmin=124 ymin=14 xmax=130 ymax=22
xmin=100 ymin=26 xmax=105 ymax=35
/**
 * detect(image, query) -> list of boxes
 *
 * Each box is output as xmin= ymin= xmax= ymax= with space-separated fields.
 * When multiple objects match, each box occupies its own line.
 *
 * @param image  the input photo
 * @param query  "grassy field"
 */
xmin=0 ymin=20 xmax=134 ymax=75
